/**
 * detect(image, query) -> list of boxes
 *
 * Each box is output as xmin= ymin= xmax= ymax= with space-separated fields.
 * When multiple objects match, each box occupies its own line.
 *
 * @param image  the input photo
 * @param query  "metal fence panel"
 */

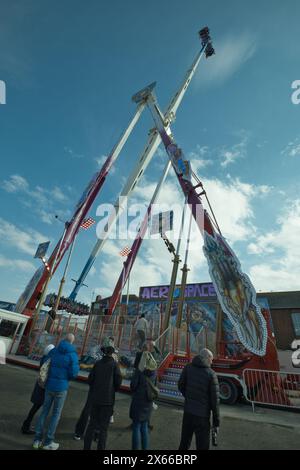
xmin=243 ymin=368 xmax=300 ymax=409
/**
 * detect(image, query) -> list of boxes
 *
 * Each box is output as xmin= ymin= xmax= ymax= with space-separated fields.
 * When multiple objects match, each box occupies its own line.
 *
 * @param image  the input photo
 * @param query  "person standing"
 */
xmin=21 ymin=344 xmax=55 ymax=434
xmin=73 ymin=377 xmax=93 ymax=441
xmin=135 ymin=314 xmax=149 ymax=350
xmin=83 ymin=337 xmax=122 ymax=450
xmin=129 ymin=352 xmax=158 ymax=450
xmin=33 ymin=333 xmax=79 ymax=450
xmin=178 ymin=348 xmax=220 ymax=450
xmin=74 ymin=336 xmax=118 ymax=440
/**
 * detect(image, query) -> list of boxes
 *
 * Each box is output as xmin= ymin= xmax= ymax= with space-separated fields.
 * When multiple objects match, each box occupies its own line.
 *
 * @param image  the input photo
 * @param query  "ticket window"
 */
xmin=0 ymin=319 xmax=18 ymax=337
xmin=0 ymin=318 xmax=28 ymax=355
xmin=292 ymin=313 xmax=300 ymax=338
xmin=0 ymin=319 xmax=18 ymax=354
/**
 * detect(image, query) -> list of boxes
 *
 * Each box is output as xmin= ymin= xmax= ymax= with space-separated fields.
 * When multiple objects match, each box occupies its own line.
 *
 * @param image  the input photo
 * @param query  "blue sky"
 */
xmin=0 ymin=0 xmax=300 ymax=305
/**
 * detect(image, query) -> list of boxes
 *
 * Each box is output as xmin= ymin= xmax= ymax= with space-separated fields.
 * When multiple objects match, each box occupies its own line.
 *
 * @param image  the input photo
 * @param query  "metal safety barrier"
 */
xmin=243 ymin=368 xmax=300 ymax=410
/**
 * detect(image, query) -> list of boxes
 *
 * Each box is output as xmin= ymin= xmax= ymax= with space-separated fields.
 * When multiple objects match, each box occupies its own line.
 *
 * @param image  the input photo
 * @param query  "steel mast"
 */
xmin=15 ymin=102 xmax=146 ymax=315
xmin=69 ymin=27 xmax=213 ymax=300
xmin=132 ymin=77 xmax=268 ymax=356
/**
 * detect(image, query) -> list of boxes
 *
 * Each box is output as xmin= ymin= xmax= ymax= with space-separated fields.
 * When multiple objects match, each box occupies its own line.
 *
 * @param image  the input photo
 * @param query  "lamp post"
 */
xmin=52 ymin=234 xmax=77 ymax=318
xmin=29 ymin=221 xmax=68 ymax=337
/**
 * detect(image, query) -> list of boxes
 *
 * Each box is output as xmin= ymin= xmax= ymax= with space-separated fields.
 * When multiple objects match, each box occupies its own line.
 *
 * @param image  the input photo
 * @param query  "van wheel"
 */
xmin=219 ymin=378 xmax=239 ymax=405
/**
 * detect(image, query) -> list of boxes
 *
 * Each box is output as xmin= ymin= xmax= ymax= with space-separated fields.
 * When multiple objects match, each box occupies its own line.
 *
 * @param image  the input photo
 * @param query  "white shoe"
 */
xmin=33 ymin=440 xmax=42 ymax=450
xmin=110 ymin=415 xmax=114 ymax=424
xmin=42 ymin=441 xmax=59 ymax=450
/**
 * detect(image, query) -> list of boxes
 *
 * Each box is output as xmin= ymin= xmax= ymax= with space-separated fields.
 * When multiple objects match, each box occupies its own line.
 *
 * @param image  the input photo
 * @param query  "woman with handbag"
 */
xmin=129 ymin=351 xmax=159 ymax=450
xmin=21 ymin=344 xmax=55 ymax=434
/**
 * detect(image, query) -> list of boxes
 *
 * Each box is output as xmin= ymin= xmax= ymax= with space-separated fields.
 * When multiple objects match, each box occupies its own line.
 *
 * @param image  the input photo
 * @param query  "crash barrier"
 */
xmin=20 ymin=313 xmax=148 ymax=361
xmin=19 ymin=310 xmax=207 ymax=362
xmin=243 ymin=368 xmax=300 ymax=410
xmin=19 ymin=314 xmax=90 ymax=360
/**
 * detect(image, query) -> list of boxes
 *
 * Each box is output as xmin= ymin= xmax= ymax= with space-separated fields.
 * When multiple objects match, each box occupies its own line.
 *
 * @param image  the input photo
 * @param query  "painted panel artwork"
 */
xmin=203 ymin=231 xmax=268 ymax=356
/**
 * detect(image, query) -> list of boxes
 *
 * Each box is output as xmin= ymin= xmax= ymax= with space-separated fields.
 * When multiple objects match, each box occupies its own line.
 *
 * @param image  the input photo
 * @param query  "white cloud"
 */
xmin=51 ymin=187 xmax=68 ymax=202
xmin=196 ymin=33 xmax=257 ymax=87
xmin=257 ymin=185 xmax=272 ymax=195
xmin=95 ymin=234 xmax=208 ymax=299
xmin=203 ymin=177 xmax=256 ymax=242
xmin=220 ymin=134 xmax=248 ymax=167
xmin=0 ymin=217 xmax=48 ymax=255
xmin=0 ymin=255 xmax=35 ymax=272
xmin=38 ymin=209 xmax=55 ymax=225
xmin=185 ymin=135 xmax=249 ymax=169
xmin=248 ymin=199 xmax=300 ymax=291
xmin=2 ymin=174 xmax=29 ymax=193
xmin=2 ymin=174 xmax=69 ymax=224
xmin=250 ymin=264 xmax=300 ymax=292
xmin=95 ymin=155 xmax=116 ymax=174
xmin=281 ymin=137 xmax=300 ymax=158
xmin=87 ymin=173 xmax=271 ymax=299
xmin=108 ymin=172 xmax=263 ymax=248
xmin=89 ymin=266 xmax=97 ymax=277
xmin=189 ymin=145 xmax=213 ymax=172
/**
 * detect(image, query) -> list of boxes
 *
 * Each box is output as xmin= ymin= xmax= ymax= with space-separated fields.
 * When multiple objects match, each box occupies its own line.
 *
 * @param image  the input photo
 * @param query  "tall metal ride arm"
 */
xmin=15 ymin=103 xmax=145 ymax=314
xmin=136 ymin=88 xmax=268 ymax=357
xmin=69 ymin=28 xmax=212 ymax=300
xmin=107 ymin=160 xmax=172 ymax=315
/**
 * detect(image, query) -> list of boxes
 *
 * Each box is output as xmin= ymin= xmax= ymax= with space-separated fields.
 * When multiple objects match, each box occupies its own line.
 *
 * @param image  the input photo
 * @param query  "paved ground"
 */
xmin=1 ymin=363 xmax=300 ymax=450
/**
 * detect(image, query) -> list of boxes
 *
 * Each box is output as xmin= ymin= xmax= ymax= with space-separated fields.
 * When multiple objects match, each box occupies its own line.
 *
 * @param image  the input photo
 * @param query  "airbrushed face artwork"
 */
xmin=203 ymin=231 xmax=268 ymax=357
xmin=136 ymin=298 xmax=269 ymax=356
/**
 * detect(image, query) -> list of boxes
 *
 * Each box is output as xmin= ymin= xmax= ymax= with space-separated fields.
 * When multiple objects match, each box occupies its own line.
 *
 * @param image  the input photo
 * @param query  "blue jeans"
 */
xmin=35 ymin=389 xmax=67 ymax=445
xmin=132 ymin=420 xmax=149 ymax=450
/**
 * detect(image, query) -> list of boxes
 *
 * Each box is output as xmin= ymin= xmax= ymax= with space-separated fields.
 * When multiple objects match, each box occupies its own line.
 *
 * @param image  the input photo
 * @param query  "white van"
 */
xmin=0 ymin=308 xmax=29 ymax=361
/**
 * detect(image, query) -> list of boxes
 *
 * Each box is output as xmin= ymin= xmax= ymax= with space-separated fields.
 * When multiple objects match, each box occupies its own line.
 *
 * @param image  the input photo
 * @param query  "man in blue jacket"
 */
xmin=33 ymin=333 xmax=79 ymax=450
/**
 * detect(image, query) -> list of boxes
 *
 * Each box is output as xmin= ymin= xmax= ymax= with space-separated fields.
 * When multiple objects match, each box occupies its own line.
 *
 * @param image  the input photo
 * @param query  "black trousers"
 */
xmin=22 ymin=403 xmax=42 ymax=430
xmin=75 ymin=393 xmax=93 ymax=437
xmin=84 ymin=405 xmax=113 ymax=450
xmin=179 ymin=412 xmax=210 ymax=450
xmin=137 ymin=330 xmax=146 ymax=349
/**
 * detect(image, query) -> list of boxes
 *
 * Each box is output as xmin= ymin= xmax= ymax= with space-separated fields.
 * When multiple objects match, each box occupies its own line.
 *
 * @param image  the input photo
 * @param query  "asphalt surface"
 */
xmin=1 ymin=363 xmax=300 ymax=450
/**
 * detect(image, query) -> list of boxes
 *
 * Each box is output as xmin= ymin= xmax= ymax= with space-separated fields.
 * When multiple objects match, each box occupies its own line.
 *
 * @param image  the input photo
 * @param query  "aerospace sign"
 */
xmin=139 ymin=282 xmax=217 ymax=301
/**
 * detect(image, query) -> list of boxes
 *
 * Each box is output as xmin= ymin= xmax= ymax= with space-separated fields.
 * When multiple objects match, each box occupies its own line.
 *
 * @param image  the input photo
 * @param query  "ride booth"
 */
xmin=120 ymin=282 xmax=294 ymax=406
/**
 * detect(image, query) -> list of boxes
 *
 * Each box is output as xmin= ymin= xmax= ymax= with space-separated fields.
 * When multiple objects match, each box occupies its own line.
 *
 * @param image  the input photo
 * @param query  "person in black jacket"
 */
xmin=178 ymin=348 xmax=220 ymax=450
xmin=83 ymin=337 xmax=122 ymax=450
xmin=21 ymin=344 xmax=55 ymax=434
xmin=73 ymin=378 xmax=93 ymax=440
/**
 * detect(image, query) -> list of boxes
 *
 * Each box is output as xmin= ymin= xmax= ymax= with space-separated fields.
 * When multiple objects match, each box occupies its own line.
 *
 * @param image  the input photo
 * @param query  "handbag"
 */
xmin=37 ymin=358 xmax=51 ymax=389
xmin=138 ymin=351 xmax=157 ymax=372
xmin=145 ymin=377 xmax=159 ymax=401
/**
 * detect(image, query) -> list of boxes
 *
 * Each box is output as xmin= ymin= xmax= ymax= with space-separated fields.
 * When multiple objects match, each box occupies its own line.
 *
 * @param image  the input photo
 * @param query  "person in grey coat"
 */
xmin=129 ymin=352 xmax=157 ymax=450
xmin=178 ymin=348 xmax=220 ymax=450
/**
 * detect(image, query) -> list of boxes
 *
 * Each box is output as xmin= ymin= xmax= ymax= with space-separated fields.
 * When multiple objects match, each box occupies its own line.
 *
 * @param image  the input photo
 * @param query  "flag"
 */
xmin=119 ymin=246 xmax=132 ymax=257
xmin=80 ymin=217 xmax=96 ymax=230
